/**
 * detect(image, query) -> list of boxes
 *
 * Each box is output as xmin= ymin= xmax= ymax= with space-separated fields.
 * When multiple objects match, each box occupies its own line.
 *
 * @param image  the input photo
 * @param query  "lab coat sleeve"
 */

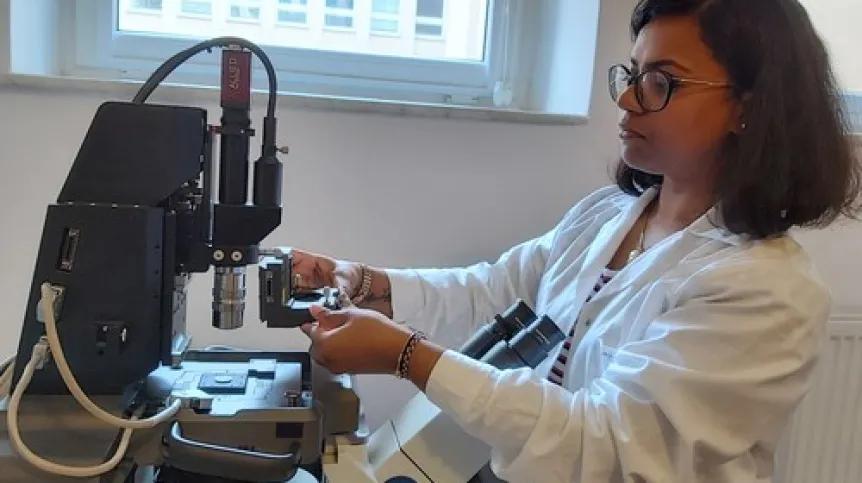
xmin=385 ymin=186 xmax=619 ymax=349
xmin=424 ymin=260 xmax=832 ymax=482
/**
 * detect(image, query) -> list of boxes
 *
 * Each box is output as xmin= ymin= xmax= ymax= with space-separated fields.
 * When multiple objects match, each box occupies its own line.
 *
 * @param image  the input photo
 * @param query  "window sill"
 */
xmin=177 ymin=13 xmax=215 ymax=21
xmin=0 ymin=73 xmax=587 ymax=126
xmin=274 ymin=22 xmax=310 ymax=29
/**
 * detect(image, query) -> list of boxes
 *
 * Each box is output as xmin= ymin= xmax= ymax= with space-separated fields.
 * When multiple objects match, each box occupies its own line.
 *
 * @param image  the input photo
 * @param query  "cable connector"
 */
xmin=32 ymin=337 xmax=51 ymax=371
xmin=168 ymin=389 xmax=214 ymax=412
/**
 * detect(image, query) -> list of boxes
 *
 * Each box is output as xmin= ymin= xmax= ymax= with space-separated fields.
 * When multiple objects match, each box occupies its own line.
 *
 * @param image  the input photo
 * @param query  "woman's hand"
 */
xmin=301 ymin=305 xmax=445 ymax=389
xmin=289 ymin=249 xmax=362 ymax=299
xmin=301 ymin=305 xmax=412 ymax=375
xmin=290 ymin=248 xmax=395 ymax=318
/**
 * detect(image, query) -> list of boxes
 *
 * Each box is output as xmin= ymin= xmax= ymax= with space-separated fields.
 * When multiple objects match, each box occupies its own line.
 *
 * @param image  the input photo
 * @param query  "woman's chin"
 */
xmin=620 ymin=144 xmax=662 ymax=173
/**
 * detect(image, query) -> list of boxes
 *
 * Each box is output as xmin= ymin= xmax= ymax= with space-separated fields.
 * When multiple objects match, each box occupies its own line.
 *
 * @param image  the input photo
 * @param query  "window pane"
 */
xmin=416 ymin=0 xmax=443 ymax=18
xmin=372 ymin=0 xmax=400 ymax=14
xmin=118 ymin=0 xmax=488 ymax=61
xmin=230 ymin=5 xmax=261 ymax=20
xmin=326 ymin=0 xmax=354 ymax=9
xmin=371 ymin=18 xmax=398 ymax=33
xmin=415 ymin=23 xmax=442 ymax=37
xmin=133 ymin=0 xmax=162 ymax=9
xmin=278 ymin=10 xmax=307 ymax=23
xmin=325 ymin=15 xmax=354 ymax=28
xmin=181 ymin=1 xmax=212 ymax=16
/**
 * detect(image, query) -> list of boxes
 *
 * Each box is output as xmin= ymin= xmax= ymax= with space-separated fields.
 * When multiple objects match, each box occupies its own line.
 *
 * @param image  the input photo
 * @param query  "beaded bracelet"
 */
xmin=395 ymin=331 xmax=427 ymax=379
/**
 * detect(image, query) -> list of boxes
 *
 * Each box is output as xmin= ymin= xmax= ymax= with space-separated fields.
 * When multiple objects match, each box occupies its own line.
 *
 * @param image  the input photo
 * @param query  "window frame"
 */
xmin=70 ymin=0 xmax=513 ymax=105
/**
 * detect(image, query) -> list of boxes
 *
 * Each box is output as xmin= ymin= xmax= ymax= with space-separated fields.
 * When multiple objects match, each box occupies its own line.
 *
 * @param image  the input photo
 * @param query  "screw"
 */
xmin=285 ymin=390 xmax=302 ymax=407
xmin=213 ymin=250 xmax=225 ymax=261
xmin=231 ymin=251 xmax=243 ymax=262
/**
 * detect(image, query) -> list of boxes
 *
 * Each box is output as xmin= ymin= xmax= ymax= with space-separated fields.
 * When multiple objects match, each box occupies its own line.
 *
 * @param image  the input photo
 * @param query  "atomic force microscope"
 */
xmin=0 ymin=37 xmax=565 ymax=483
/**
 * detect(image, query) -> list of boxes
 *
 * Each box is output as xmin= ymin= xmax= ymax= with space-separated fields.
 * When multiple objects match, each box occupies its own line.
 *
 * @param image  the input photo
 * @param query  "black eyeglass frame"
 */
xmin=608 ymin=63 xmax=733 ymax=113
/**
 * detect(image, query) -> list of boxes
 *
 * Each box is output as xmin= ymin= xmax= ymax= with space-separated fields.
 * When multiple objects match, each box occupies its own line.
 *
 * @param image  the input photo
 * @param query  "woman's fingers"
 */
xmin=290 ymin=250 xmax=337 ymax=289
xmin=309 ymin=305 xmax=350 ymax=330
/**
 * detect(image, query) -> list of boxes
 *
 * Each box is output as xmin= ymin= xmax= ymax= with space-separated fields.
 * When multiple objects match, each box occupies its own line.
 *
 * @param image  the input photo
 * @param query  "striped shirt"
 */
xmin=547 ymin=267 xmax=617 ymax=386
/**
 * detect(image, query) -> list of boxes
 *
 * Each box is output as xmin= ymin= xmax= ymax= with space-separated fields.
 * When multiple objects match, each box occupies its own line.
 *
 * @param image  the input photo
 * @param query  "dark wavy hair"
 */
xmin=615 ymin=0 xmax=862 ymax=238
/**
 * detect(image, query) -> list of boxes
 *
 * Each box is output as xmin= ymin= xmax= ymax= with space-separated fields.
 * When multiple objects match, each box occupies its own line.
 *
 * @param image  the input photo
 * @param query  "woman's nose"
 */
xmin=616 ymin=84 xmax=641 ymax=113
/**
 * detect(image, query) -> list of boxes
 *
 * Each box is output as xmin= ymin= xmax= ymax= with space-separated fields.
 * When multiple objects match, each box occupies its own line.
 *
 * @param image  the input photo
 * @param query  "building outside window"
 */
xmin=110 ymin=0 xmax=492 ymax=106
xmin=119 ymin=0 xmax=483 ymax=60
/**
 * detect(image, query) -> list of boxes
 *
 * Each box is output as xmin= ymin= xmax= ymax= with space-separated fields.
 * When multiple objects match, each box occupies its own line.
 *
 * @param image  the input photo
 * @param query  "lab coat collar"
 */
xmin=575 ymin=187 xmax=746 ymax=322
xmin=609 ymin=186 xmax=746 ymax=246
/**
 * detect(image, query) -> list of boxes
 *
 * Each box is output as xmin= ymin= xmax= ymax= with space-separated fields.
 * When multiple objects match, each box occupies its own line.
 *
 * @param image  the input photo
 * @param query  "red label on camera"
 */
xmin=221 ymin=49 xmax=251 ymax=109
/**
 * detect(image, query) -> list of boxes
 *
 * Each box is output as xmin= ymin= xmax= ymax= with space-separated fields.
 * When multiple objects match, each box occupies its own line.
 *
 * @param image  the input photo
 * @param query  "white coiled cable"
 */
xmin=2 ymin=282 xmax=183 ymax=477
xmin=39 ymin=283 xmax=181 ymax=429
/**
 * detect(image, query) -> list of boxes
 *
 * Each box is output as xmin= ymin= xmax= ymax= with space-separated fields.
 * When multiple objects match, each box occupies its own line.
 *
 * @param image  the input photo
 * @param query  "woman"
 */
xmin=296 ymin=0 xmax=862 ymax=481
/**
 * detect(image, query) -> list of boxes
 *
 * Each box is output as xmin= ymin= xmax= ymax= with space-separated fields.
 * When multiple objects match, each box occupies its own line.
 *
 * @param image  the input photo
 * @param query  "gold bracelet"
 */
xmin=351 ymin=264 xmax=373 ymax=305
xmin=395 ymin=331 xmax=427 ymax=379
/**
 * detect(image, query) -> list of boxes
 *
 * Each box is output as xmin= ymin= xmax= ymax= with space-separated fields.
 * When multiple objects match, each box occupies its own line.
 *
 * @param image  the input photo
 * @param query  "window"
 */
xmin=131 ymin=0 xmax=162 ymax=11
xmin=415 ymin=0 xmax=443 ymax=38
xmin=180 ymin=0 xmax=213 ymax=17
xmin=277 ymin=0 xmax=309 ymax=25
xmin=229 ymin=0 xmax=262 ymax=22
xmin=73 ymin=0 xmax=530 ymax=110
xmin=371 ymin=0 xmax=400 ymax=35
xmin=324 ymin=0 xmax=355 ymax=30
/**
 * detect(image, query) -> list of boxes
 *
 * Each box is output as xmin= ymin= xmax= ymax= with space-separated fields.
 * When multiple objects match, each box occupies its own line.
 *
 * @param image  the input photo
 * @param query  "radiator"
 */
xmin=775 ymin=316 xmax=862 ymax=483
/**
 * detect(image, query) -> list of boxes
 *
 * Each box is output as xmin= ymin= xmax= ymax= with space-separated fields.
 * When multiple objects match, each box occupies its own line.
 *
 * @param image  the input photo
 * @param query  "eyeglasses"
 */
xmin=608 ymin=64 xmax=733 ymax=113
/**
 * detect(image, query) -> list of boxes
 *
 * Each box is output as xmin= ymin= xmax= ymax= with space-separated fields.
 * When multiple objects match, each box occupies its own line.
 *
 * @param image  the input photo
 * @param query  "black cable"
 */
xmin=131 ymin=36 xmax=279 ymax=153
xmin=390 ymin=420 xmax=437 ymax=483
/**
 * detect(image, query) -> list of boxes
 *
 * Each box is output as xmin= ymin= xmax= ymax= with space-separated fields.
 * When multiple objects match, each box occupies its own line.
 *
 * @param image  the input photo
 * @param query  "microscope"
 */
xmin=0 ymin=36 xmax=349 ymax=483
xmin=0 ymin=37 xmax=565 ymax=483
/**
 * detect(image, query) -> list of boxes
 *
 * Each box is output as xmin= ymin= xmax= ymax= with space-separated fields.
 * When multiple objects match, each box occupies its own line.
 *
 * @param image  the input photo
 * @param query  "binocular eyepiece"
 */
xmin=459 ymin=300 xmax=566 ymax=370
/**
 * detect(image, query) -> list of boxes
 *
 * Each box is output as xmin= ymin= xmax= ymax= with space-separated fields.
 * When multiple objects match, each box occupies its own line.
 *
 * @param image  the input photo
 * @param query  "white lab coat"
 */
xmin=384 ymin=185 xmax=832 ymax=483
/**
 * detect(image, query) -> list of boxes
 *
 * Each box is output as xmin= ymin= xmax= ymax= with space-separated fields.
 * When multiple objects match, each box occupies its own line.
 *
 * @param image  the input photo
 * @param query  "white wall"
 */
xmin=798 ymin=0 xmax=862 ymax=93
xmin=1 ymin=0 xmax=861 ymax=436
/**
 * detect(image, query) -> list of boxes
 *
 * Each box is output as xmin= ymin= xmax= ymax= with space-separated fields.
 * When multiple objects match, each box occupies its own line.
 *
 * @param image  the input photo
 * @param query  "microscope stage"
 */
xmin=146 ymin=350 xmax=311 ymax=417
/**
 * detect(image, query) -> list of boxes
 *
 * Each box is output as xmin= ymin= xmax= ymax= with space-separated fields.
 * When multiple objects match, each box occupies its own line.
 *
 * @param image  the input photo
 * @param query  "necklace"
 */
xmin=627 ymin=206 xmax=652 ymax=265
